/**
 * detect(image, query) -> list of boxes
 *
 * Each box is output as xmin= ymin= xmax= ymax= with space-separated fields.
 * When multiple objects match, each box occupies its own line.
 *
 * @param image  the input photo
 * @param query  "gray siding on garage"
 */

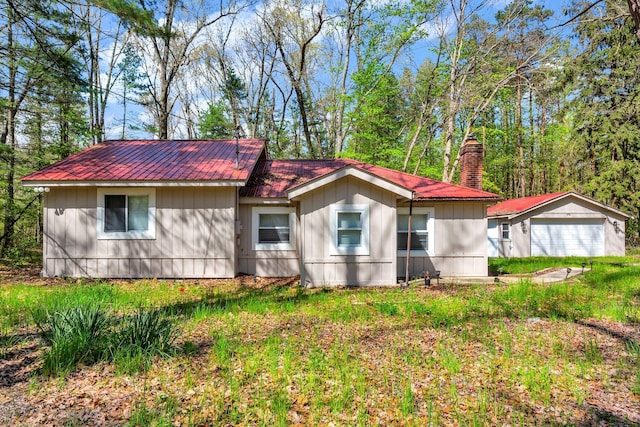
xmin=42 ymin=187 xmax=236 ymax=278
xmin=398 ymin=201 xmax=489 ymax=277
xmin=506 ymin=197 xmax=627 ymax=257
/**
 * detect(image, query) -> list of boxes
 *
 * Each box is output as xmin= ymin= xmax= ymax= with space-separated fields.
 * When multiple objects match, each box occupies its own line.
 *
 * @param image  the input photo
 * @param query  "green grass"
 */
xmin=2 ymin=256 xmax=640 ymax=425
xmin=489 ymin=255 xmax=639 ymax=275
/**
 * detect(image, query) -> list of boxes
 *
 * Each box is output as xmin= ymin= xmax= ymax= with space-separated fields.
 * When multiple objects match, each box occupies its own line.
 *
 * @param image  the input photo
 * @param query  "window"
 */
xmin=397 ymin=207 xmax=434 ymax=256
xmin=330 ymin=204 xmax=369 ymax=255
xmin=97 ymin=188 xmax=156 ymax=239
xmin=501 ymin=222 xmax=510 ymax=240
xmin=252 ymin=206 xmax=296 ymax=251
xmin=259 ymin=213 xmax=290 ymax=243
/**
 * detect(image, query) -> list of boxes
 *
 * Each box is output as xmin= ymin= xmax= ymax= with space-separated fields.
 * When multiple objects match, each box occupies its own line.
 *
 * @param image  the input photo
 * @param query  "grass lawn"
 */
xmin=1 ymin=258 xmax=639 ymax=426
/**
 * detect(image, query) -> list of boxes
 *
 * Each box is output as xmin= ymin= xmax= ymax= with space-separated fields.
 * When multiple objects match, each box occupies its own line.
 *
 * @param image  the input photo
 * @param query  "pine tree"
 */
xmin=564 ymin=0 xmax=640 ymax=240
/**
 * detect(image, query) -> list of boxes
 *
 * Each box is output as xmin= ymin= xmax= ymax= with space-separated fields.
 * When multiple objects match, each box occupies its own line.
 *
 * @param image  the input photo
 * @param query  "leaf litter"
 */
xmin=0 ymin=269 xmax=638 ymax=425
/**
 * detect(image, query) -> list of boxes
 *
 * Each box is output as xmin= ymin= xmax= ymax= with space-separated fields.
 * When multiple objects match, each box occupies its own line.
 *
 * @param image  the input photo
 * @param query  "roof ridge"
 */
xmin=266 ymin=158 xmax=353 ymax=162
xmin=502 ymin=191 xmax=569 ymax=202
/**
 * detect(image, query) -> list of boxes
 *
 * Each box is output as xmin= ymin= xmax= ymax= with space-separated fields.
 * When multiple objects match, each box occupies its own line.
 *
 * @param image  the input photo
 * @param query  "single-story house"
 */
xmin=22 ymin=137 xmax=499 ymax=286
xmin=488 ymin=191 xmax=631 ymax=258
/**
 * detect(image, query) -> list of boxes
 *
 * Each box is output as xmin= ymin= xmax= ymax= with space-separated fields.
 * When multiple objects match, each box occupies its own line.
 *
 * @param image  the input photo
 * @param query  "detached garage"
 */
xmin=488 ymin=192 xmax=631 ymax=258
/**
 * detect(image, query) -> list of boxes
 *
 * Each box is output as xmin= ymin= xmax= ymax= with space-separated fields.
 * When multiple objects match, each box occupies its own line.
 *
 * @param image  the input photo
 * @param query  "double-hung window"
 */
xmin=330 ymin=204 xmax=369 ymax=255
xmin=397 ymin=207 xmax=434 ymax=256
xmin=252 ymin=206 xmax=296 ymax=251
xmin=501 ymin=222 xmax=510 ymax=240
xmin=97 ymin=188 xmax=156 ymax=239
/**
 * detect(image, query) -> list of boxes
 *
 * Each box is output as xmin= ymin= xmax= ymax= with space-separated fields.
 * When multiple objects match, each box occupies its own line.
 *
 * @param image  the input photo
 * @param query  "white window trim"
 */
xmin=500 ymin=222 xmax=511 ymax=240
xmin=397 ymin=207 xmax=435 ymax=257
xmin=330 ymin=204 xmax=370 ymax=256
xmin=252 ymin=206 xmax=297 ymax=251
xmin=97 ymin=188 xmax=156 ymax=240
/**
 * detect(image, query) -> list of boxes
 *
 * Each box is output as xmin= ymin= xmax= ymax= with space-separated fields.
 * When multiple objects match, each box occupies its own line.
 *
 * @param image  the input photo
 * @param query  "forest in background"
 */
xmin=1 ymin=0 xmax=639 ymax=260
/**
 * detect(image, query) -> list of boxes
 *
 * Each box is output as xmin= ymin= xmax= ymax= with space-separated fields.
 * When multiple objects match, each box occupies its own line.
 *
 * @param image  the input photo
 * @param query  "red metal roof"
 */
xmin=23 ymin=140 xmax=499 ymax=200
xmin=487 ymin=192 xmax=569 ymax=217
xmin=22 ymin=139 xmax=266 ymax=183
xmin=241 ymin=159 xmax=500 ymax=201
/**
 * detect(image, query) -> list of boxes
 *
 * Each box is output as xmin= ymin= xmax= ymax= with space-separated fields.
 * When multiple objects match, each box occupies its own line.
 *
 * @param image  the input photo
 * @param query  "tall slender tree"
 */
xmin=261 ymin=0 xmax=326 ymax=157
xmin=135 ymin=0 xmax=238 ymax=138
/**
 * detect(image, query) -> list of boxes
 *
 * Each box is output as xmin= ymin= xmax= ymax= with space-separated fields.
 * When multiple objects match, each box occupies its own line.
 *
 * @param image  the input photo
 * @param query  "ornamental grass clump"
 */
xmin=34 ymin=304 xmax=178 ymax=377
xmin=35 ymin=304 xmax=111 ymax=376
xmin=110 ymin=308 xmax=179 ymax=374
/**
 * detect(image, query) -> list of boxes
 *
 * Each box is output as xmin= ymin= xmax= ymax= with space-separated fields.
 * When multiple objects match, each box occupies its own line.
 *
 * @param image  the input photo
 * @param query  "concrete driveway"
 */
xmin=430 ymin=267 xmax=590 ymax=286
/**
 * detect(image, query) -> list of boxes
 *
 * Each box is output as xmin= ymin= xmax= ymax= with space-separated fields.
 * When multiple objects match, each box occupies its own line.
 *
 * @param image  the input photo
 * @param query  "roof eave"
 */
xmin=239 ymin=197 xmax=291 ymax=205
xmin=413 ymin=196 xmax=500 ymax=202
xmin=486 ymin=213 xmax=511 ymax=219
xmin=22 ymin=179 xmax=248 ymax=187
xmin=287 ymin=165 xmax=414 ymax=200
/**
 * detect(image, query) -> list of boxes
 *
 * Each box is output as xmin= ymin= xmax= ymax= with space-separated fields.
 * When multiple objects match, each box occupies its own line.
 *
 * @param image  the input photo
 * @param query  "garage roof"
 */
xmin=488 ymin=191 xmax=632 ymax=219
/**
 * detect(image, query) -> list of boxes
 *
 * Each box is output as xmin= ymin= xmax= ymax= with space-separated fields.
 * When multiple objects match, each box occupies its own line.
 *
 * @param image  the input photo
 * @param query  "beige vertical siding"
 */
xmin=43 ymin=187 xmax=236 ymax=278
xmin=397 ymin=201 xmax=489 ymax=277
xmin=299 ymin=176 xmax=397 ymax=286
xmin=237 ymin=203 xmax=301 ymax=277
xmin=508 ymin=197 xmax=627 ymax=257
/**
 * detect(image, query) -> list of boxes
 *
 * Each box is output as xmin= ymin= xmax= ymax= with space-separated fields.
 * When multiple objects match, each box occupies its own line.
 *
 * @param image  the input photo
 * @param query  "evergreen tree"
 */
xmin=348 ymin=63 xmax=404 ymax=168
xmin=564 ymin=0 xmax=640 ymax=240
xmin=198 ymin=102 xmax=234 ymax=139
xmin=117 ymin=43 xmax=145 ymax=139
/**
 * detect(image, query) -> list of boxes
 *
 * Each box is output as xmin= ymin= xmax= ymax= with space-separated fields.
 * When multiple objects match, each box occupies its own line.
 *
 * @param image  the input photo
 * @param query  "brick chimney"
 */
xmin=459 ymin=135 xmax=483 ymax=190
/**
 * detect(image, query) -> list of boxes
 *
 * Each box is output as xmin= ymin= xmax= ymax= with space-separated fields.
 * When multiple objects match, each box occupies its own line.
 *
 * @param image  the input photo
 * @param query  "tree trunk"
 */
xmin=442 ymin=68 xmax=458 ymax=182
xmin=1 ymin=13 xmax=16 ymax=255
xmin=1 ymin=108 xmax=16 ymax=255
xmin=516 ymin=77 xmax=525 ymax=197
xmin=335 ymin=0 xmax=363 ymax=156
xmin=628 ymin=0 xmax=640 ymax=41
xmin=158 ymin=80 xmax=170 ymax=139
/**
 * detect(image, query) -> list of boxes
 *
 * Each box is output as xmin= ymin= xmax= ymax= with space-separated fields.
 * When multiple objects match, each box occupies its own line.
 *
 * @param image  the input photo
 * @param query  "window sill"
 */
xmin=97 ymin=231 xmax=156 ymax=240
xmin=254 ymin=243 xmax=296 ymax=251
xmin=331 ymin=246 xmax=369 ymax=256
xmin=397 ymin=250 xmax=433 ymax=257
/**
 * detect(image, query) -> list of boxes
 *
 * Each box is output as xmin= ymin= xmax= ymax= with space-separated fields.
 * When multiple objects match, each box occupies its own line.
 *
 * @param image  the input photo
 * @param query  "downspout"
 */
xmin=235 ymin=187 xmax=240 ymax=277
xmin=234 ymin=126 xmax=240 ymax=277
xmin=404 ymin=192 xmax=414 ymax=286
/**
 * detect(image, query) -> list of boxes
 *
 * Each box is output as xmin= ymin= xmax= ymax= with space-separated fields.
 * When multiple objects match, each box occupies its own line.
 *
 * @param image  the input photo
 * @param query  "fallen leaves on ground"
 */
xmin=0 ymin=270 xmax=639 ymax=425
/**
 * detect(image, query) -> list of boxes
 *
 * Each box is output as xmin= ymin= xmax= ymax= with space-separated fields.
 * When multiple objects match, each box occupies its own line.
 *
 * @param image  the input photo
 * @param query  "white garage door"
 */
xmin=531 ymin=219 xmax=604 ymax=257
